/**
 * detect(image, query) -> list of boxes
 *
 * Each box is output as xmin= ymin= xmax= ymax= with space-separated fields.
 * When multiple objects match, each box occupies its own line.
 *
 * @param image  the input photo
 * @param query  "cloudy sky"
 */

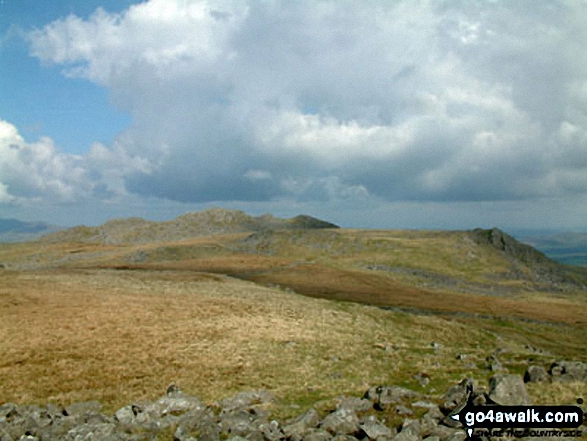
xmin=1 ymin=0 xmax=587 ymax=231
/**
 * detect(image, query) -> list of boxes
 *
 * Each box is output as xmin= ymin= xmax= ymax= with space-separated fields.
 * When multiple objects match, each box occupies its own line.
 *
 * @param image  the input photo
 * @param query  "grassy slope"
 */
xmin=1 ymin=268 xmax=585 ymax=417
xmin=1 ymin=227 xmax=586 ymax=417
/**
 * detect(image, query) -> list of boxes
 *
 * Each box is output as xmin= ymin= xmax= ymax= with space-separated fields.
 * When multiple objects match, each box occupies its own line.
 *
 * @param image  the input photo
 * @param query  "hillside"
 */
xmin=2 ymin=211 xmax=586 ymax=323
xmin=37 ymin=208 xmax=339 ymax=245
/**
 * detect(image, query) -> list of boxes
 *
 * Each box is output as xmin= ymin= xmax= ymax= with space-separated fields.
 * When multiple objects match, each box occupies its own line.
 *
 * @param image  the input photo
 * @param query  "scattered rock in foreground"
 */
xmin=0 ymin=372 xmax=581 ymax=441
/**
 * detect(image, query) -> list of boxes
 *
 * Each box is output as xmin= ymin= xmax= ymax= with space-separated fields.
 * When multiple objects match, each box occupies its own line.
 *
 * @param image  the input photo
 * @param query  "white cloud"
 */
xmin=19 ymin=0 xmax=587 ymax=210
xmin=0 ymin=120 xmax=88 ymax=203
xmin=0 ymin=120 xmax=151 ymax=205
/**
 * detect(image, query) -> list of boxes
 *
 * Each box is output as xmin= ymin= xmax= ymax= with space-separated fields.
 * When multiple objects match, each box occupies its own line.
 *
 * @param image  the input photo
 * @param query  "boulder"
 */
xmin=114 ymin=405 xmax=137 ymax=426
xmin=220 ymin=410 xmax=260 ymax=437
xmin=390 ymin=431 xmax=419 ymax=441
xmin=337 ymin=397 xmax=373 ymax=413
xmin=440 ymin=378 xmax=473 ymax=415
xmin=65 ymin=422 xmax=119 ymax=440
xmin=303 ymin=429 xmax=333 ymax=441
xmin=524 ymin=365 xmax=550 ymax=383
xmin=259 ymin=420 xmax=285 ymax=441
xmin=320 ymin=408 xmax=360 ymax=436
xmin=360 ymin=420 xmax=393 ymax=440
xmin=549 ymin=361 xmax=587 ymax=382
xmin=283 ymin=409 xmax=320 ymax=439
xmin=174 ymin=408 xmax=219 ymax=441
xmin=218 ymin=390 xmax=273 ymax=414
xmin=486 ymin=355 xmax=506 ymax=372
xmin=364 ymin=386 xmax=420 ymax=410
xmin=400 ymin=419 xmax=422 ymax=438
xmin=488 ymin=375 xmax=531 ymax=405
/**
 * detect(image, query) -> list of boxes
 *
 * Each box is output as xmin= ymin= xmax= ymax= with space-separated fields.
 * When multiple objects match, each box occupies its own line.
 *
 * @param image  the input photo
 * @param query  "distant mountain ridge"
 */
xmin=520 ymin=232 xmax=587 ymax=267
xmin=38 ymin=208 xmax=339 ymax=245
xmin=0 ymin=218 xmax=61 ymax=243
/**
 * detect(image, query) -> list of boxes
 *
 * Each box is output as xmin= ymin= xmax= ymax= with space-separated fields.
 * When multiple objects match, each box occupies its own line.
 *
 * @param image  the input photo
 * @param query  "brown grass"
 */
xmin=120 ymin=260 xmax=587 ymax=326
xmin=1 ymin=268 xmax=585 ymax=418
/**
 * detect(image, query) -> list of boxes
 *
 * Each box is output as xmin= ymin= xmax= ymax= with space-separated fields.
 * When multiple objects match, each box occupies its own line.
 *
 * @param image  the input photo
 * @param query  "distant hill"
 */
xmin=520 ymin=232 xmax=587 ymax=267
xmin=0 ymin=218 xmax=61 ymax=243
xmin=38 ymin=208 xmax=339 ymax=245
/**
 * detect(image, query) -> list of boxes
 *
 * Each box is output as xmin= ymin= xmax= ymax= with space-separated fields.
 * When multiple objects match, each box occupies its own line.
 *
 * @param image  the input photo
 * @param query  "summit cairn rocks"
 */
xmin=2 ymin=373 xmax=573 ymax=441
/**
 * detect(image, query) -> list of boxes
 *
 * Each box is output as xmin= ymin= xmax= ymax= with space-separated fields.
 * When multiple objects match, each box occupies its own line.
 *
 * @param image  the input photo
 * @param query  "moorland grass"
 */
xmin=1 ymin=268 xmax=585 ymax=419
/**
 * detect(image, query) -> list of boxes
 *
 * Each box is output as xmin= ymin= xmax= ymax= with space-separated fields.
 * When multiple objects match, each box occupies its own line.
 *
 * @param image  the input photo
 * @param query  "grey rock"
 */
xmin=394 ymin=405 xmax=413 ymax=416
xmin=400 ymin=419 xmax=421 ymax=438
xmin=153 ymin=393 xmax=204 ymax=417
xmin=413 ymin=373 xmax=430 ymax=387
xmin=390 ymin=432 xmax=419 ymax=441
xmin=471 ymin=392 xmax=487 ymax=406
xmin=364 ymin=386 xmax=420 ymax=410
xmin=440 ymin=378 xmax=473 ymax=415
xmin=46 ymin=403 xmax=67 ymax=421
xmin=337 ymin=397 xmax=373 ymax=413
xmin=220 ymin=410 xmax=259 ymax=437
xmin=488 ymin=375 xmax=531 ymax=405
xmin=331 ymin=436 xmax=359 ymax=441
xmin=303 ymin=429 xmax=333 ymax=441
xmin=259 ymin=420 xmax=284 ymax=441
xmin=219 ymin=390 xmax=273 ymax=413
xmin=114 ymin=405 xmax=136 ymax=425
xmin=427 ymin=425 xmax=463 ymax=441
xmin=320 ymin=409 xmax=360 ymax=436
xmin=421 ymin=408 xmax=443 ymax=436
xmin=283 ymin=409 xmax=320 ymax=438
xmin=411 ymin=402 xmax=438 ymax=409
xmin=65 ymin=401 xmax=103 ymax=418
xmin=175 ymin=408 xmax=219 ymax=441
xmin=549 ymin=361 xmax=587 ymax=382
xmin=65 ymin=422 xmax=119 ymax=440
xmin=524 ymin=365 xmax=550 ymax=383
xmin=360 ymin=421 xmax=393 ymax=440
xmin=445 ymin=431 xmax=466 ymax=441
xmin=486 ymin=355 xmax=505 ymax=372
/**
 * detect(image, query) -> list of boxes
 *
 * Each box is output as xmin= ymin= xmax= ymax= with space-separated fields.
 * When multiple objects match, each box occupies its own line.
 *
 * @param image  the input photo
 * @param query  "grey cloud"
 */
xmin=23 ymin=0 xmax=587 ymax=205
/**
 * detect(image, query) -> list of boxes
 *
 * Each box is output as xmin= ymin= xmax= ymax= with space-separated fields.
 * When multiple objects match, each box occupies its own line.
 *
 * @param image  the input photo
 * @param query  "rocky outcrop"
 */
xmin=469 ymin=228 xmax=587 ymax=289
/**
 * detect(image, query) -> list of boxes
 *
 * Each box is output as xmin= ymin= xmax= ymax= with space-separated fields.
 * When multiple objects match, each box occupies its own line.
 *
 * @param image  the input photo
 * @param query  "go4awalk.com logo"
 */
xmin=450 ymin=404 xmax=583 ymax=438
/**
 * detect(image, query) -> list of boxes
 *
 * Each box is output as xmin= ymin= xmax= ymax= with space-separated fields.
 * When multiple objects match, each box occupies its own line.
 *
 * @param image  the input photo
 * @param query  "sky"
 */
xmin=1 ymin=0 xmax=587 ymax=231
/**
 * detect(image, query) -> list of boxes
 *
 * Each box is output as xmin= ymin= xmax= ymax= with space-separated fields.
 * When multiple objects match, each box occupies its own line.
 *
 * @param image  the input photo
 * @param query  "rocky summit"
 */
xmin=37 ymin=209 xmax=339 ymax=246
xmin=1 ymin=371 xmax=585 ymax=441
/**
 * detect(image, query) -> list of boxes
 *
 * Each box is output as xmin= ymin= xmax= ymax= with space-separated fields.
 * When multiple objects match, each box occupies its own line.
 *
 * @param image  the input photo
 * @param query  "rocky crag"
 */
xmin=2 ymin=361 xmax=585 ymax=441
xmin=470 ymin=228 xmax=587 ymax=290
